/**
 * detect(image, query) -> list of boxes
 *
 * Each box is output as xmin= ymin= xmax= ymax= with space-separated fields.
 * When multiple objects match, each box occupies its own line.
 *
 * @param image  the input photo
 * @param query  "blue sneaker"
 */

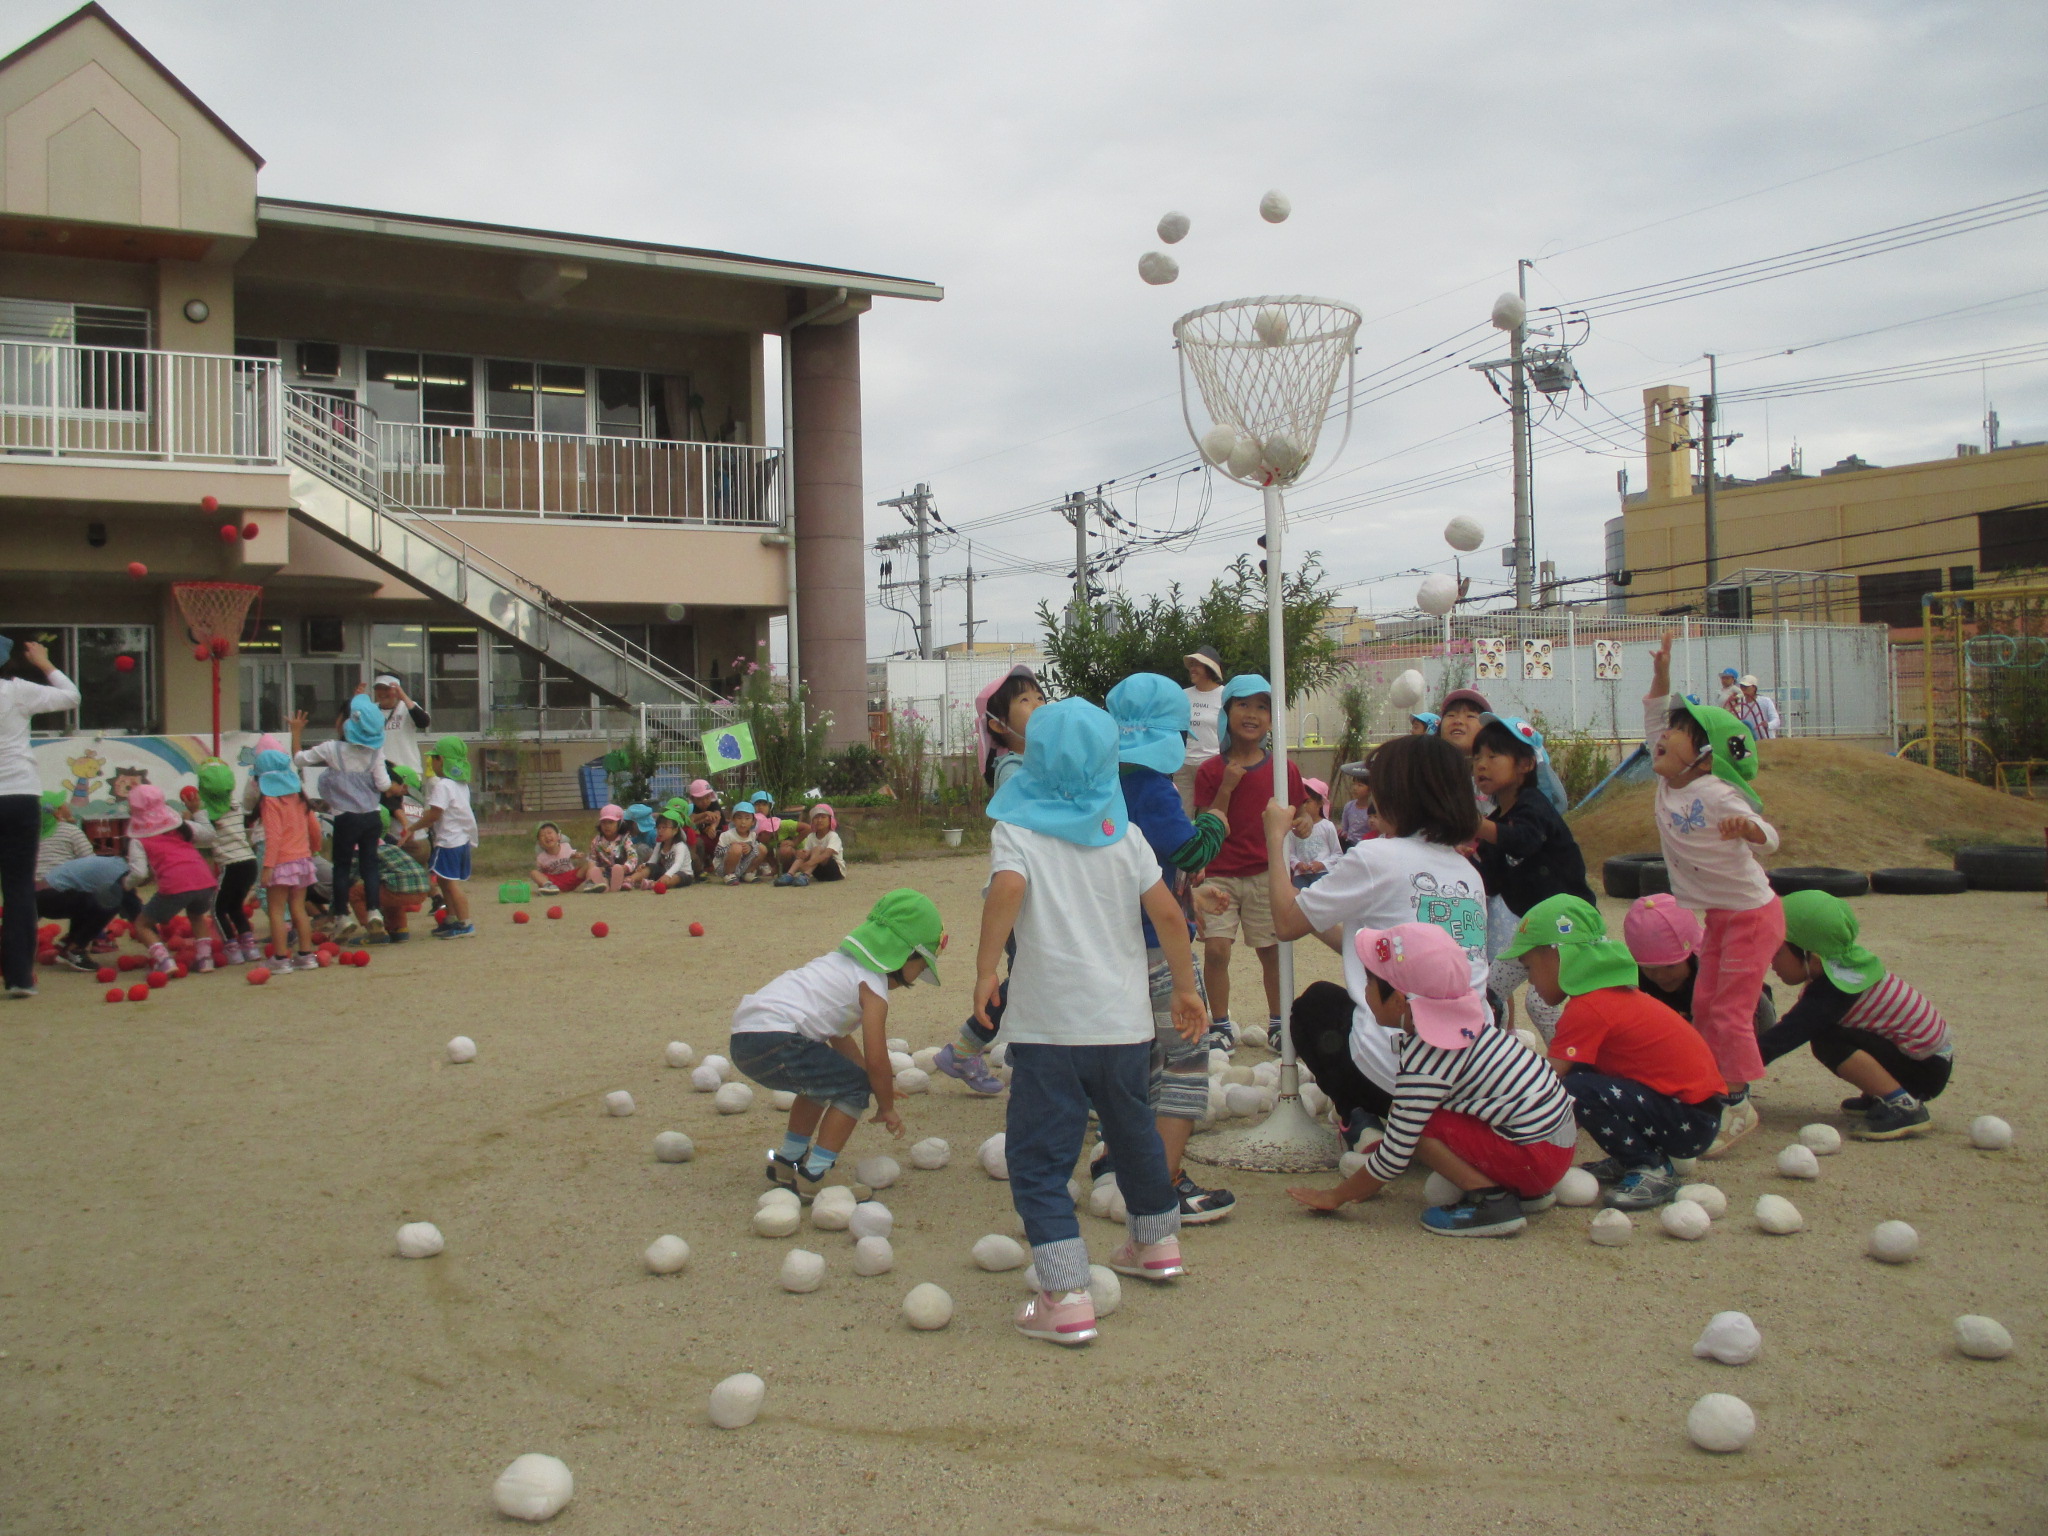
xmin=433 ymin=921 xmax=476 ymax=939
xmin=1421 ymin=1187 xmax=1527 ymax=1238
xmin=933 ymin=1042 xmax=1004 ymax=1096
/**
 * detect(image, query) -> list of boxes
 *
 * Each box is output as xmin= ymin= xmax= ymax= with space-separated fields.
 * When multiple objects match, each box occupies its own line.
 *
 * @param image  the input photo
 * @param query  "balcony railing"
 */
xmin=0 ymin=339 xmax=279 ymax=465
xmin=374 ymin=422 xmax=784 ymax=526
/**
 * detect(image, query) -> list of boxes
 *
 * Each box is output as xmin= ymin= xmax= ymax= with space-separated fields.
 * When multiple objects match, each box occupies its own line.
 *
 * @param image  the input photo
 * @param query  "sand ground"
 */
xmin=2 ymin=864 xmax=2043 ymax=1535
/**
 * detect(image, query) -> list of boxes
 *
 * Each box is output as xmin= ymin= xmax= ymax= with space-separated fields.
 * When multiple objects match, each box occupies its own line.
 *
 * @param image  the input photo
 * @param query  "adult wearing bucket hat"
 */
xmin=1732 ymin=674 xmax=1780 ymax=740
xmin=1175 ymin=644 xmax=1228 ymax=812
xmin=0 ymin=635 xmax=80 ymax=998
xmin=979 ymin=697 xmax=1206 ymax=1344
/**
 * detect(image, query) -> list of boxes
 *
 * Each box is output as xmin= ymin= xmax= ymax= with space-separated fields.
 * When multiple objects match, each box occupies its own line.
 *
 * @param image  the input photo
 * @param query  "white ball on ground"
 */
xmin=652 ymin=1130 xmax=695 ymax=1163
xmin=986 ymin=1043 xmax=1008 ymax=1069
xmin=911 ymin=1046 xmax=941 ymax=1072
xmin=1223 ymin=1083 xmax=1263 ymax=1118
xmin=1553 ymin=1167 xmax=1601 ymax=1207
xmin=1660 ymin=1200 xmax=1712 ymax=1241
xmin=1416 ymin=573 xmax=1459 ymax=617
xmin=1954 ymin=1315 xmax=2014 ymax=1359
xmin=446 ymin=1035 xmax=476 ymax=1063
xmin=689 ymin=1063 xmax=722 ymax=1092
xmin=1253 ymin=307 xmax=1290 ymax=347
xmin=855 ymin=1156 xmax=901 ymax=1190
xmin=810 ymin=1187 xmax=857 ymax=1230
xmin=1221 ymin=1064 xmax=1255 ymax=1087
xmin=1868 ymin=1220 xmax=1919 ymax=1264
xmin=644 ymin=1234 xmax=690 ymax=1274
xmin=1250 ymin=1060 xmax=1280 ymax=1088
xmin=1754 ymin=1194 xmax=1804 ymax=1234
xmin=1258 ymin=189 xmax=1291 ymax=223
xmin=979 ymin=1133 xmax=1009 ymax=1180
xmin=708 ymin=1372 xmax=765 ymax=1429
xmin=604 ymin=1090 xmax=635 ymax=1116
xmin=909 ymin=1136 xmax=951 ymax=1170
xmin=1693 ymin=1311 xmax=1762 ymax=1366
xmin=850 ymin=1201 xmax=894 ymax=1240
xmin=1422 ymin=1172 xmax=1462 ymax=1207
xmin=1589 ymin=1209 xmax=1634 ymax=1246
xmin=894 ymin=1068 xmax=930 ymax=1096
xmin=1513 ymin=1027 xmax=1543 ymax=1056
xmin=396 ymin=1222 xmax=444 ymax=1259
xmin=1198 ymin=425 xmax=1239 ymax=467
xmin=664 ymin=1040 xmax=695 ymax=1068
xmin=1301 ymin=1082 xmax=1329 ymax=1119
xmin=903 ymin=1282 xmax=953 ymax=1329
xmin=1088 ymin=1183 xmax=1128 ymax=1222
xmin=492 ymin=1453 xmax=574 ymax=1522
xmin=1156 ymin=210 xmax=1189 ymax=244
xmin=1776 ymin=1144 xmax=1820 ymax=1179
xmin=973 ymin=1233 xmax=1027 ymax=1271
xmin=757 ymin=1186 xmax=800 ymax=1211
xmin=1338 ymin=1149 xmax=1371 ymax=1177
xmin=1206 ymin=1084 xmax=1232 ymax=1121
xmin=887 ymin=1050 xmax=913 ymax=1076
xmin=1087 ymin=1264 xmax=1123 ymax=1316
xmin=852 ymin=1235 xmax=895 ymax=1275
xmin=779 ymin=1248 xmax=825 ymax=1292
xmin=1207 ymin=1049 xmax=1230 ymax=1076
xmin=1798 ymin=1123 xmax=1843 ymax=1155
xmin=713 ymin=1082 xmax=754 ymax=1115
xmin=1137 ymin=251 xmax=1179 ymax=286
xmin=769 ymin=1090 xmax=796 ymax=1111
xmin=1687 ymin=1393 xmax=1755 ymax=1453
xmin=1386 ymin=669 xmax=1427 ymax=710
xmin=1224 ymin=435 xmax=1265 ymax=480
xmin=701 ymin=1053 xmax=732 ymax=1081
xmin=1443 ymin=515 xmax=1485 ymax=552
xmin=753 ymin=1203 xmax=801 ymax=1238
xmin=1675 ymin=1183 xmax=1726 ymax=1219
xmin=1970 ymin=1115 xmax=2013 ymax=1150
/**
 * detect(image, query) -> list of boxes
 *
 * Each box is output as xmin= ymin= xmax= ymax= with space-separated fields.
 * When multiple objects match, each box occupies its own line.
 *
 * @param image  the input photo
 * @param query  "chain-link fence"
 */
xmin=1905 ymin=582 xmax=2048 ymax=787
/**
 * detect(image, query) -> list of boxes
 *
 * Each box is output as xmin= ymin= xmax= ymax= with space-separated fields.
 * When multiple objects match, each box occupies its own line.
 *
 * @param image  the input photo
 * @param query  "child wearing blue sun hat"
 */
xmin=976 ymin=697 xmax=1206 ymax=1347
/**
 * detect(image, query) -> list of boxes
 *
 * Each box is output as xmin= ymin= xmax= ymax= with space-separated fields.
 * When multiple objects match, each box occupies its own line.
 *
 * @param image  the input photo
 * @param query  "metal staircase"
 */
xmin=281 ymin=388 xmax=718 ymax=709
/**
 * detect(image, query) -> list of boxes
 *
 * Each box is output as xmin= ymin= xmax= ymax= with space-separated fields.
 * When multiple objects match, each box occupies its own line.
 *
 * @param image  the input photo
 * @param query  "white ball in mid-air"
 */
xmin=1260 ymin=431 xmax=1305 ymax=479
xmin=1224 ymin=434 xmax=1265 ymax=481
xmin=1253 ymin=306 xmax=1290 ymax=347
xmin=1443 ymin=515 xmax=1485 ymax=552
xmin=1137 ymin=251 xmax=1179 ymax=286
xmin=1386 ymin=669 xmax=1427 ymax=711
xmin=1198 ymin=424 xmax=1239 ymax=467
xmin=1416 ymin=573 xmax=1459 ymax=616
xmin=1258 ymin=189 xmax=1291 ymax=223
xmin=1156 ymin=210 xmax=1190 ymax=244
xmin=1490 ymin=292 xmax=1527 ymax=332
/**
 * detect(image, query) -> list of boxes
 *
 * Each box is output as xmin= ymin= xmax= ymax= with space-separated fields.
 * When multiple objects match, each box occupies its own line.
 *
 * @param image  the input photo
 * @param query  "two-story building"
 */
xmin=0 ymin=3 xmax=940 ymax=756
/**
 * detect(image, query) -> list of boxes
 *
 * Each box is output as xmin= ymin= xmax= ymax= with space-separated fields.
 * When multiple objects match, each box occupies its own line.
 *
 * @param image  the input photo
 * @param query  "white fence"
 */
xmin=878 ymin=658 xmax=1040 ymax=759
xmin=0 ymin=339 xmax=278 ymax=464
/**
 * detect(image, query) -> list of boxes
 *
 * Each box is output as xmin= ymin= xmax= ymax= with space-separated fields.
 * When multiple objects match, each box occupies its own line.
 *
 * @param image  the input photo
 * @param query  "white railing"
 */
xmin=0 ymin=339 xmax=279 ymax=465
xmin=374 ymin=421 xmax=783 ymax=525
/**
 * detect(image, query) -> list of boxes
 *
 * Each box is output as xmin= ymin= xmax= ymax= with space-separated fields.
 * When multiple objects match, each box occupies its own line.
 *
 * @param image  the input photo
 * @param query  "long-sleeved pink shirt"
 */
xmin=1644 ymin=695 xmax=1778 ymax=913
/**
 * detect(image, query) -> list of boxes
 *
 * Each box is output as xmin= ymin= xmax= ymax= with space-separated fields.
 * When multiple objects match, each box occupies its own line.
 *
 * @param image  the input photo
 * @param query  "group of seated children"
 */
xmin=529 ymin=780 xmax=846 ymax=896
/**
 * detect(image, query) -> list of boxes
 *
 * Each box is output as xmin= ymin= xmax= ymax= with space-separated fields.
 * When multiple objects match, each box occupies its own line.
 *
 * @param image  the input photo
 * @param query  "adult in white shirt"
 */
xmin=1 ymin=637 xmax=83 ymax=997
xmin=1733 ymin=675 xmax=1781 ymax=739
xmin=366 ymin=674 xmax=431 ymax=772
xmin=1174 ymin=645 xmax=1226 ymax=812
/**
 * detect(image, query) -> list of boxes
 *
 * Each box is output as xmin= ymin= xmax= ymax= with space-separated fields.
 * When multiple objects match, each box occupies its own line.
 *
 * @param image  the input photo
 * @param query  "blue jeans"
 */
xmin=730 ymin=1031 xmax=871 ymax=1118
xmin=1007 ymin=1041 xmax=1180 ymax=1292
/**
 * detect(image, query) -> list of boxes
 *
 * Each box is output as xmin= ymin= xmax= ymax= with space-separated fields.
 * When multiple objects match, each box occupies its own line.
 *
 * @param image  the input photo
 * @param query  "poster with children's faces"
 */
xmin=1595 ymin=639 xmax=1624 ymax=681
xmin=1522 ymin=639 xmax=1554 ymax=681
xmin=1474 ymin=637 xmax=1509 ymax=681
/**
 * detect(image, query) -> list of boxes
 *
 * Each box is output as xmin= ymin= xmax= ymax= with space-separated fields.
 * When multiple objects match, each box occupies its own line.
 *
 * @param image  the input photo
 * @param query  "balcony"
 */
xmin=0 ymin=338 xmax=280 ymax=466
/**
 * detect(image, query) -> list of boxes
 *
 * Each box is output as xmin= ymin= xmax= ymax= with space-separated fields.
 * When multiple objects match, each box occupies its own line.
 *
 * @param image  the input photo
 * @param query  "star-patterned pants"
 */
xmin=1561 ymin=1069 xmax=1722 ymax=1166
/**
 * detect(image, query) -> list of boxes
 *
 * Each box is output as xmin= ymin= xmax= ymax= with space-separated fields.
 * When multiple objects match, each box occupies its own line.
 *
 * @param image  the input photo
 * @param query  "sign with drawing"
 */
xmin=1474 ymin=637 xmax=1509 ymax=681
xmin=1595 ymin=638 xmax=1623 ymax=681
xmin=1523 ymin=638 xmax=1554 ymax=681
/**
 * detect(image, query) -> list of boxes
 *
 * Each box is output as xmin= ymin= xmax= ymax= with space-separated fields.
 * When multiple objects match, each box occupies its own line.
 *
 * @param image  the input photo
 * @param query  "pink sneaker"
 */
xmin=1015 ymin=1289 xmax=1098 ymax=1347
xmin=1108 ymin=1237 xmax=1185 ymax=1281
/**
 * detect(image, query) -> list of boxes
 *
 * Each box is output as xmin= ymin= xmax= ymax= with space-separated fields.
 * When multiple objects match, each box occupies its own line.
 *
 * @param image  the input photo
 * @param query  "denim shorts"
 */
xmin=730 ymin=1031 xmax=872 ymax=1117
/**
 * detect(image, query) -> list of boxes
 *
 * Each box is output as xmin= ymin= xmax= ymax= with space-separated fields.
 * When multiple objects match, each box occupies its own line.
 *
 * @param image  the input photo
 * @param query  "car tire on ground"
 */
xmin=1635 ymin=859 xmax=1671 ymax=896
xmin=1767 ymin=866 xmax=1871 ymax=899
xmin=1868 ymin=867 xmax=1970 ymax=896
xmin=1953 ymin=844 xmax=2048 ymax=892
xmin=1601 ymin=853 xmax=1662 ymax=901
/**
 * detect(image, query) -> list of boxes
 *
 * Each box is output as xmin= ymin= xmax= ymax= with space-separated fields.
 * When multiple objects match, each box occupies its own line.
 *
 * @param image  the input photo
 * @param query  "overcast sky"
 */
xmin=57 ymin=1 xmax=2048 ymax=653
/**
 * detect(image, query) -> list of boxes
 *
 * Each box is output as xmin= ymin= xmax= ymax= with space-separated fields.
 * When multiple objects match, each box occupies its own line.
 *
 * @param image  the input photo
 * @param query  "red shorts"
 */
xmin=1423 ymin=1109 xmax=1575 ymax=1198
xmin=542 ymin=870 xmax=582 ymax=893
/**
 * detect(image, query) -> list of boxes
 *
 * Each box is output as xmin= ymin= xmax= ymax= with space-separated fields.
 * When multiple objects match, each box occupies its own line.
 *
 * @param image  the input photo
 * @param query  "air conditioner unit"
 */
xmin=302 ymin=617 xmax=348 ymax=655
xmin=296 ymin=341 xmax=342 ymax=380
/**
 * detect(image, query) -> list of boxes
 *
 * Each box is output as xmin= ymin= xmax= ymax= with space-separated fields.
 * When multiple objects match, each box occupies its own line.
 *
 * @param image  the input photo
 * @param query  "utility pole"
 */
xmin=875 ymin=483 xmax=937 ymax=659
xmin=962 ymin=544 xmax=981 ymax=651
xmin=1510 ymin=258 xmax=1534 ymax=610
xmin=1676 ymin=356 xmax=1740 ymax=611
xmin=1063 ymin=491 xmax=1090 ymax=624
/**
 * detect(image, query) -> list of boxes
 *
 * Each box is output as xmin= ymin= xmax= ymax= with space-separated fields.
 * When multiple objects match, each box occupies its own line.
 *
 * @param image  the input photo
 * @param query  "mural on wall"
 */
xmin=29 ymin=732 xmax=313 ymax=815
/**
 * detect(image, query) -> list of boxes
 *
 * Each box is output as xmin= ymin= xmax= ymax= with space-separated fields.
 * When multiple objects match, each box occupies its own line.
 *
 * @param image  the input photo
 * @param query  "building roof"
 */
xmin=0 ymin=3 xmax=264 ymax=167
xmin=256 ymin=198 xmax=944 ymax=303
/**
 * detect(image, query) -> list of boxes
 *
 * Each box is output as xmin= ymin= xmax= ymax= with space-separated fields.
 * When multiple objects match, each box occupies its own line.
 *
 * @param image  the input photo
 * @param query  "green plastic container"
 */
xmin=498 ymin=880 xmax=533 ymax=904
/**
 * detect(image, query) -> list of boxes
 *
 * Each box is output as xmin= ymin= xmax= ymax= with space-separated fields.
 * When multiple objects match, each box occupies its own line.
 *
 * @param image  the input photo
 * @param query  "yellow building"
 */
xmin=1619 ymin=382 xmax=2048 ymax=629
xmin=0 ymin=4 xmax=940 ymax=745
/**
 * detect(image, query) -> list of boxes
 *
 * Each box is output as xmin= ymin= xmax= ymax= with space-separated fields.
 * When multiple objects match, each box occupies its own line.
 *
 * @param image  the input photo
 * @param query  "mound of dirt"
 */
xmin=1571 ymin=738 xmax=2048 ymax=873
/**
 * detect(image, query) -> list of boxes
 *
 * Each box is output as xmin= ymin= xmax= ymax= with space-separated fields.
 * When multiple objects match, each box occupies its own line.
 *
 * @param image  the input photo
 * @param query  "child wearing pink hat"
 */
xmin=1622 ymin=893 xmax=1778 ymax=1034
xmin=123 ymin=784 xmax=223 ymax=973
xmin=1284 ymin=777 xmax=1342 ymax=888
xmin=1286 ymin=921 xmax=1576 ymax=1238
xmin=582 ymin=805 xmax=639 ymax=893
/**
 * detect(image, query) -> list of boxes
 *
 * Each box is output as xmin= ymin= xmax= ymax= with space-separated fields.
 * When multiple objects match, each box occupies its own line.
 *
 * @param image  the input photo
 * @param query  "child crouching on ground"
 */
xmin=1622 ymin=893 xmax=1777 ymax=1032
xmin=1504 ymin=895 xmax=1728 ymax=1209
xmin=715 ymin=806 xmax=768 ymax=883
xmin=731 ymin=889 xmax=944 ymax=1195
xmin=1760 ymin=890 xmax=1951 ymax=1140
xmin=1287 ymin=921 xmax=1577 ymax=1236
xmin=978 ymin=698 xmax=1207 ymax=1344
xmin=123 ymin=784 xmax=222 ymax=973
xmin=348 ymin=809 xmax=433 ymax=943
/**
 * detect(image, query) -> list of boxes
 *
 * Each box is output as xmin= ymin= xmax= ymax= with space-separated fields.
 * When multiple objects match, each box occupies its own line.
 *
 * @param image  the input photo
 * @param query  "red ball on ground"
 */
xmin=247 ymin=967 xmax=270 ymax=985
xmin=350 ymin=951 xmax=370 ymax=968
xmin=546 ymin=905 xmax=563 ymax=920
xmin=210 ymin=635 xmax=231 ymax=659
xmin=126 ymin=983 xmax=149 ymax=1002
xmin=193 ymin=645 xmax=210 ymax=662
xmin=117 ymin=954 xmax=141 ymax=972
xmin=689 ymin=921 xmax=705 ymax=938
xmin=146 ymin=970 xmax=168 ymax=989
xmin=114 ymin=654 xmax=136 ymax=672
xmin=219 ymin=523 xmax=239 ymax=544
xmin=652 ymin=881 xmax=667 ymax=894
xmin=200 ymin=495 xmax=219 ymax=512
xmin=591 ymin=921 xmax=609 ymax=939
xmin=38 ymin=923 xmax=59 ymax=942
xmin=108 ymin=920 xmax=127 ymax=937
xmin=105 ymin=988 xmax=125 ymax=1004
xmin=512 ymin=910 xmax=530 ymax=924
xmin=126 ymin=561 xmax=147 ymax=579
xmin=317 ymin=951 xmax=336 ymax=966
xmin=242 ymin=522 xmax=259 ymax=541
xmin=95 ymin=966 xmax=116 ymax=984
xmin=172 ymin=963 xmax=189 ymax=979
xmin=39 ymin=948 xmax=58 ymax=965
xmin=262 ymin=944 xmax=275 ymax=958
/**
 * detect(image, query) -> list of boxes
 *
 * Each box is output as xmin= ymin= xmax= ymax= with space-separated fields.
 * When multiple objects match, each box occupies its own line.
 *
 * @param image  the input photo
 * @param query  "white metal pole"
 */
xmin=1263 ymin=482 xmax=1299 ymax=1092
xmin=1567 ymin=607 xmax=1579 ymax=733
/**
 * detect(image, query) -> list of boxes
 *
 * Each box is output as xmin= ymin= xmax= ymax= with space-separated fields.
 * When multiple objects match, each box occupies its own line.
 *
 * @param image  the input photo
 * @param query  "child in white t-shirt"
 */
xmin=1262 ymin=733 xmax=1488 ymax=1146
xmin=1285 ymin=778 xmax=1343 ymax=888
xmin=730 ymin=889 xmax=945 ymax=1194
xmin=413 ymin=735 xmax=478 ymax=938
xmin=715 ymin=806 xmax=767 ymax=884
xmin=776 ymin=803 xmax=847 ymax=886
xmin=976 ymin=698 xmax=1205 ymax=1348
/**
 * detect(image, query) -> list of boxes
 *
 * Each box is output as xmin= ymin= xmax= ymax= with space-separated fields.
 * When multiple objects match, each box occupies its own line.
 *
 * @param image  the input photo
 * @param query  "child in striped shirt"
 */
xmin=1761 ymin=891 xmax=1951 ymax=1141
xmin=1285 ymin=921 xmax=1576 ymax=1239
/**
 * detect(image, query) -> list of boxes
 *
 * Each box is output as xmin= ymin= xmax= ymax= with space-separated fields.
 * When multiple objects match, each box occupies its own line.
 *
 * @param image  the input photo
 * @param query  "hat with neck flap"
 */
xmin=986 ymin=696 xmax=1127 ymax=847
xmin=840 ymin=888 xmax=944 ymax=986
xmin=1105 ymin=672 xmax=1190 ymax=775
xmin=1671 ymin=698 xmax=1762 ymax=809
xmin=1781 ymin=889 xmax=1886 ymax=994
xmin=1502 ymin=893 xmax=1640 ymax=995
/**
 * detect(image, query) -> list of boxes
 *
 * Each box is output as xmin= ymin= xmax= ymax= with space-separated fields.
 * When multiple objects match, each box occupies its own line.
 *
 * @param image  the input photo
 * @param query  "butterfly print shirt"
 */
xmin=1644 ymin=696 xmax=1778 ymax=913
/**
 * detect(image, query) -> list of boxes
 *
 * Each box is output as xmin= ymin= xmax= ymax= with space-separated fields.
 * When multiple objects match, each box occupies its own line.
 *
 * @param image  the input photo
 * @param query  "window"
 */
xmin=0 ymin=623 xmax=155 ymax=733
xmin=596 ymin=369 xmax=643 ymax=437
xmin=428 ymin=626 xmax=480 ymax=733
xmin=487 ymin=359 xmax=535 ymax=432
xmin=366 ymin=352 xmax=473 ymax=429
xmin=0 ymin=298 xmax=149 ymax=348
xmin=369 ymin=623 xmax=425 ymax=702
xmin=1980 ymin=505 xmax=2048 ymax=573
xmin=538 ymin=364 xmax=584 ymax=435
xmin=1858 ymin=569 xmax=1942 ymax=628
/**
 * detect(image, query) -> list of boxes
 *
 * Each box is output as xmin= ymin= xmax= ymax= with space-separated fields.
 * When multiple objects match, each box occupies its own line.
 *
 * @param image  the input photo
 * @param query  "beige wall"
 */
xmin=448 ymin=520 xmax=786 ymax=608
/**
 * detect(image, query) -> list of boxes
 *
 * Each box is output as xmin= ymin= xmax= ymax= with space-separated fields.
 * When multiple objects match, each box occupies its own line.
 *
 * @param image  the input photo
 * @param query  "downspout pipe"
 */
xmin=780 ymin=287 xmax=850 ymax=707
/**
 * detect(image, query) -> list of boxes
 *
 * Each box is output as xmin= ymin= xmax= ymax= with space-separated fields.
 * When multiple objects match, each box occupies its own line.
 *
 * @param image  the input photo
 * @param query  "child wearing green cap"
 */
xmin=191 ymin=758 xmax=261 ymax=964
xmin=1505 ymin=894 xmax=1730 ymax=1209
xmin=1645 ymin=633 xmax=1782 ymax=1156
xmin=414 ymin=736 xmax=477 ymax=938
xmin=1761 ymin=891 xmax=1950 ymax=1140
xmin=731 ymin=888 xmax=945 ymax=1194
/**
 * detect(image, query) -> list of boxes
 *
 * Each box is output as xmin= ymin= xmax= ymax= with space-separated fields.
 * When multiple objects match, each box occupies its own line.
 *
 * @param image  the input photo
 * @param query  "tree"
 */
xmin=1036 ymin=554 xmax=1346 ymax=704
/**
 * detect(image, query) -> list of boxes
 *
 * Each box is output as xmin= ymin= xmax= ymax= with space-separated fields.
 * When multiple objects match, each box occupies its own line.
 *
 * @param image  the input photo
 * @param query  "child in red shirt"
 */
xmin=1503 ymin=894 xmax=1727 ymax=1212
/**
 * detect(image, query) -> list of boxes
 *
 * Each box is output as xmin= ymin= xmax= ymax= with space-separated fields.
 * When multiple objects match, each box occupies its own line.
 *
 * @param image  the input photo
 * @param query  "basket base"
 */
xmin=1183 ymin=1095 xmax=1342 ymax=1174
